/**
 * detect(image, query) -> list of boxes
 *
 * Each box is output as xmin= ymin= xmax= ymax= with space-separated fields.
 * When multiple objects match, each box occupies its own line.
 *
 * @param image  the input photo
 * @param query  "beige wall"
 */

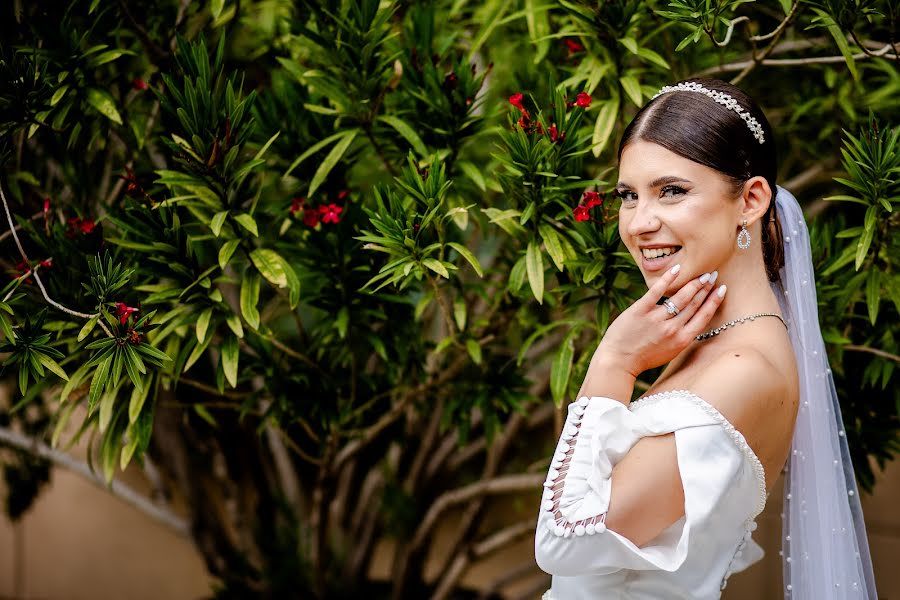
xmin=1 ymin=455 xmax=897 ymax=599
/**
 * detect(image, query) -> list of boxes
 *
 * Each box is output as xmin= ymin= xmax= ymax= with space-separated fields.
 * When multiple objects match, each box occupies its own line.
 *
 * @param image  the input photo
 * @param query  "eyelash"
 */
xmin=615 ymin=185 xmax=687 ymax=205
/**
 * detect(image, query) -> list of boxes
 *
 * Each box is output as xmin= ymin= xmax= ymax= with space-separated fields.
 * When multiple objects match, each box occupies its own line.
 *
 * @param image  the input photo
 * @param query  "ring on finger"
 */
xmin=663 ymin=298 xmax=679 ymax=317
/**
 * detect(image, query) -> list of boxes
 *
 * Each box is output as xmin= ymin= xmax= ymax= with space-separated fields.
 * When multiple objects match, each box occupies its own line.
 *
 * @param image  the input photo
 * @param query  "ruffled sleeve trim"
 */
xmin=629 ymin=389 xmax=768 ymax=519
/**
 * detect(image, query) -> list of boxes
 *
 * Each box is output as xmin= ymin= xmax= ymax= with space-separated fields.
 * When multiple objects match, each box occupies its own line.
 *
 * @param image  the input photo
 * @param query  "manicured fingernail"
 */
xmin=670 ymin=264 xmax=681 ymax=275
xmin=717 ymin=284 xmax=727 ymax=297
xmin=699 ymin=272 xmax=710 ymax=283
xmin=709 ymin=270 xmax=718 ymax=284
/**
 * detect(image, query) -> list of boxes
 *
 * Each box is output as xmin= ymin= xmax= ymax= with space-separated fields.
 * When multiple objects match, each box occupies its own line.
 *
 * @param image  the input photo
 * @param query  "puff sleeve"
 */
xmin=534 ymin=393 xmax=765 ymax=578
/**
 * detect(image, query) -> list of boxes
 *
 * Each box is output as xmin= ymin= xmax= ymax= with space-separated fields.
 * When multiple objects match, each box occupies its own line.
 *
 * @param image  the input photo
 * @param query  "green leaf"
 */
xmin=284 ymin=130 xmax=358 ymax=179
xmin=210 ymin=0 xmax=226 ymax=20
xmin=225 ymin=313 xmax=244 ymax=338
xmin=308 ymin=129 xmax=358 ymax=199
xmin=619 ymin=75 xmax=643 ymax=108
xmin=35 ymin=353 xmax=69 ymax=381
xmin=538 ymin=224 xmax=566 ymax=271
xmin=128 ymin=379 xmax=150 ymax=424
xmin=78 ymin=314 xmax=101 ymax=342
xmin=221 ymin=334 xmax=239 ymax=388
xmin=866 ymin=269 xmax=880 ymax=325
xmin=218 ymin=239 xmax=240 ymax=270
xmin=250 ymin=248 xmax=288 ymax=288
xmin=813 ymin=8 xmax=858 ymax=81
xmin=88 ymin=355 xmax=113 ymax=416
xmin=423 ymin=258 xmax=449 ymax=279
xmin=592 ymin=97 xmax=620 ymax=157
xmin=550 ymin=330 xmax=576 ymax=406
xmin=453 ymin=296 xmax=467 ymax=331
xmin=99 ymin=388 xmax=116 ymax=432
xmin=447 ymin=242 xmax=484 ymax=277
xmin=378 ymin=115 xmax=428 ymax=157
xmin=241 ymin=272 xmax=261 ymax=330
xmin=466 ymin=339 xmax=482 ymax=365
xmin=855 ymin=205 xmax=877 ymax=270
xmin=86 ymin=88 xmax=123 ymax=125
xmin=526 ymin=240 xmax=544 ymax=304
xmin=210 ymin=211 xmax=229 ymax=237
xmin=234 ymin=213 xmax=258 ymax=237
xmin=197 ymin=307 xmax=213 ymax=343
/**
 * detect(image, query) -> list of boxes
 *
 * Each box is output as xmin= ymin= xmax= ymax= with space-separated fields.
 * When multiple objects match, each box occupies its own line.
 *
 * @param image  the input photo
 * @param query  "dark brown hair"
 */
xmin=617 ymin=77 xmax=784 ymax=283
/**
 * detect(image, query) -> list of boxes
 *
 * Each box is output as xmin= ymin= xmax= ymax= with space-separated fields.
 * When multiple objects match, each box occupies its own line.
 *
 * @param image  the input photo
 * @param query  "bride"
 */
xmin=534 ymin=78 xmax=877 ymax=599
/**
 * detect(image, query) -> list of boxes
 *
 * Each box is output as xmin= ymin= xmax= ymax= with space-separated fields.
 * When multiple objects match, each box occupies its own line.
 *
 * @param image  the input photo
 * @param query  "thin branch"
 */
xmin=0 ymin=425 xmax=190 ymax=537
xmin=408 ymin=473 xmax=543 ymax=554
xmin=698 ymin=44 xmax=900 ymax=79
xmin=712 ymin=16 xmax=750 ymax=46
xmin=0 ymin=181 xmax=113 ymax=337
xmin=749 ymin=1 xmax=800 ymax=42
xmin=844 ymin=344 xmax=900 ymax=364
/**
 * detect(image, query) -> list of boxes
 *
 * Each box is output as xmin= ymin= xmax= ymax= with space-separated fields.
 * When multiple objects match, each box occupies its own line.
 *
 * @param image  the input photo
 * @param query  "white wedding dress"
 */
xmin=535 ymin=389 xmax=771 ymax=600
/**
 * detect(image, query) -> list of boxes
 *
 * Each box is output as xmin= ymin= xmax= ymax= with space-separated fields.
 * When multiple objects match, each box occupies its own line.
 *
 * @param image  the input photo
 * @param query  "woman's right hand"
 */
xmin=589 ymin=264 xmax=726 ymax=378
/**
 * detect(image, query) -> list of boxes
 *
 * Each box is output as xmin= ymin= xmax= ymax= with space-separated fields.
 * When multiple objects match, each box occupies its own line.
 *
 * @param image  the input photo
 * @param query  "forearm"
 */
xmin=575 ymin=356 xmax=637 ymax=406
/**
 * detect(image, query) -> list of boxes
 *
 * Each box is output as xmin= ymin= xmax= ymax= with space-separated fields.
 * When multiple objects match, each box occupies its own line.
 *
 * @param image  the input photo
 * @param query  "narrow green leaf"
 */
xmin=88 ymin=355 xmax=113 ymax=416
xmin=592 ymin=97 xmax=620 ymax=157
xmin=526 ymin=240 xmax=544 ymax=304
xmin=35 ymin=353 xmax=69 ymax=381
xmin=866 ymin=269 xmax=880 ymax=325
xmin=218 ymin=239 xmax=240 ymax=270
xmin=538 ymin=224 xmax=566 ymax=271
xmin=99 ymin=388 xmax=116 ymax=432
xmin=197 ymin=307 xmax=213 ymax=343
xmin=210 ymin=211 xmax=229 ymax=237
xmin=221 ymin=334 xmax=239 ymax=388
xmin=447 ymin=242 xmax=484 ymax=277
xmin=128 ymin=381 xmax=150 ymax=424
xmin=86 ymin=88 xmax=123 ymax=125
xmin=466 ymin=339 xmax=482 ymax=365
xmin=378 ymin=115 xmax=428 ymax=157
xmin=423 ymin=258 xmax=449 ymax=279
xmin=78 ymin=314 xmax=100 ymax=341
xmin=241 ymin=272 xmax=261 ymax=330
xmin=308 ymin=129 xmax=358 ymax=199
xmin=550 ymin=331 xmax=575 ymax=406
xmin=225 ymin=313 xmax=244 ymax=338
xmin=234 ymin=213 xmax=258 ymax=237
xmin=619 ymin=75 xmax=642 ymax=108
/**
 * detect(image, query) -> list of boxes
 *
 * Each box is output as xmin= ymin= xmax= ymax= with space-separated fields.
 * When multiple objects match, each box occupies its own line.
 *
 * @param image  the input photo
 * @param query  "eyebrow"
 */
xmin=615 ymin=175 xmax=694 ymax=190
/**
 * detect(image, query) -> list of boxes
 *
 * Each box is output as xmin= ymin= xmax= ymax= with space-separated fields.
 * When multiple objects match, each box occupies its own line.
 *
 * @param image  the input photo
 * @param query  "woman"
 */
xmin=534 ymin=78 xmax=877 ymax=599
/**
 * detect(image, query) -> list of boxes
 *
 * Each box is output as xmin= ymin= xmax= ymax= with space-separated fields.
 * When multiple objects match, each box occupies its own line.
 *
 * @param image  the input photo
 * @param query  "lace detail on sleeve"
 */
xmin=541 ymin=396 xmax=609 ymax=537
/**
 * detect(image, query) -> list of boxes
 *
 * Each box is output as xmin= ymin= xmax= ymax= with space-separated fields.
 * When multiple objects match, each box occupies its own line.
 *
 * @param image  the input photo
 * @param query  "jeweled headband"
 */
xmin=651 ymin=81 xmax=765 ymax=145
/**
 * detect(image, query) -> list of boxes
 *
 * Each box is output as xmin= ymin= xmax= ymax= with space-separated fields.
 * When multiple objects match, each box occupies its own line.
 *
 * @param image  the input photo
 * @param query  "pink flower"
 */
xmin=509 ymin=93 xmax=529 ymax=117
xmin=115 ymin=302 xmax=140 ymax=325
xmin=575 ymin=92 xmax=592 ymax=108
xmin=563 ymin=39 xmax=585 ymax=54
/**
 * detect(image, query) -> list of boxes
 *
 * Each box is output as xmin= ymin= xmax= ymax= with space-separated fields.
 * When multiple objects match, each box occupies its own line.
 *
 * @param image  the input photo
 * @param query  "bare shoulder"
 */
xmin=689 ymin=345 xmax=799 ymax=490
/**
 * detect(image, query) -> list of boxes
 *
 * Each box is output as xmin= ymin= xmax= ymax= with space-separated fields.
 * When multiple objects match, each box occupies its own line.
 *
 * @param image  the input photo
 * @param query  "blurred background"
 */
xmin=1 ymin=0 xmax=898 ymax=598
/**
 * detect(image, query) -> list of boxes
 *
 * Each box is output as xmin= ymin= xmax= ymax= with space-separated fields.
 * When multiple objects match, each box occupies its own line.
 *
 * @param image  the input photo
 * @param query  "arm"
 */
xmin=575 ymin=354 xmax=638 ymax=406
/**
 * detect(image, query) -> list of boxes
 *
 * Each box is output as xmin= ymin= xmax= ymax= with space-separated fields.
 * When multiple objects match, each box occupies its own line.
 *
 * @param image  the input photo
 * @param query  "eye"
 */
xmin=661 ymin=185 xmax=687 ymax=198
xmin=614 ymin=189 xmax=637 ymax=204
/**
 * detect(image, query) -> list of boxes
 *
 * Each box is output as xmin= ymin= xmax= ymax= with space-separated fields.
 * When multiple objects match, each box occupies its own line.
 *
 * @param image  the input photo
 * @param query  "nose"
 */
xmin=624 ymin=197 xmax=660 ymax=238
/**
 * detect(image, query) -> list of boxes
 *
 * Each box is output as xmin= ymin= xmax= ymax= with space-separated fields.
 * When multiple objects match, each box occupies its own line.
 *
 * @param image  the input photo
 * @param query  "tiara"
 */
xmin=651 ymin=81 xmax=765 ymax=145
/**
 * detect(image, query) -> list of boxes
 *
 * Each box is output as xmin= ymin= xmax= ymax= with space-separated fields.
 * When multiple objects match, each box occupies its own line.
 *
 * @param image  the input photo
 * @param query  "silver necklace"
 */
xmin=695 ymin=312 xmax=787 ymax=341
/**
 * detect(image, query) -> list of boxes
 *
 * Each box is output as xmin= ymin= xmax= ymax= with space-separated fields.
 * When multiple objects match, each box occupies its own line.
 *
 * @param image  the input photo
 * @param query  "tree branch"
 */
xmin=0 ymin=425 xmax=190 ymax=537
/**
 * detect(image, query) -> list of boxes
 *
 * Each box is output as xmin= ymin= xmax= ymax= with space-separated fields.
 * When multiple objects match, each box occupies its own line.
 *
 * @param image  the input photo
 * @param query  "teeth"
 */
xmin=642 ymin=246 xmax=679 ymax=259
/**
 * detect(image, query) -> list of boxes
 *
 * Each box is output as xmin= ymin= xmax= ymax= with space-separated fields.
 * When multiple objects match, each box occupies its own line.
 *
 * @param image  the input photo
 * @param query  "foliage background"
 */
xmin=0 ymin=0 xmax=898 ymax=597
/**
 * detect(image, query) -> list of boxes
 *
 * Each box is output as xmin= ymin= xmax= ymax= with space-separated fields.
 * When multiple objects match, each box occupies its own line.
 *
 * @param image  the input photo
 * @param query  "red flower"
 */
xmin=337 ymin=190 xmax=349 ymax=201
xmin=66 ymin=216 xmax=96 ymax=237
xmin=319 ymin=203 xmax=343 ymax=224
xmin=563 ymin=39 xmax=585 ymax=54
xmin=548 ymin=123 xmax=561 ymax=143
xmin=115 ymin=302 xmax=140 ymax=325
xmin=572 ymin=205 xmax=591 ymax=222
xmin=40 ymin=258 xmax=53 ymax=269
xmin=132 ymin=77 xmax=148 ymax=91
xmin=509 ymin=93 xmax=529 ymax=117
xmin=43 ymin=197 xmax=51 ymax=214
xmin=575 ymin=92 xmax=592 ymax=108
xmin=290 ymin=197 xmax=305 ymax=216
xmin=517 ymin=115 xmax=529 ymax=129
xmin=303 ymin=209 xmax=320 ymax=227
xmin=582 ymin=191 xmax=603 ymax=208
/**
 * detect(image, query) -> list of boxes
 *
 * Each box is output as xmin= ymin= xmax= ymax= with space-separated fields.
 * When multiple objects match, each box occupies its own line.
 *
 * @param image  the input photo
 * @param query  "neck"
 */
xmin=705 ymin=258 xmax=781 ymax=333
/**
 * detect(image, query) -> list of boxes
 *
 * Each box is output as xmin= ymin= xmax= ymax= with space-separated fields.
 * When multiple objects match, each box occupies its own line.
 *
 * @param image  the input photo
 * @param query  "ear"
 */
xmin=739 ymin=176 xmax=772 ymax=226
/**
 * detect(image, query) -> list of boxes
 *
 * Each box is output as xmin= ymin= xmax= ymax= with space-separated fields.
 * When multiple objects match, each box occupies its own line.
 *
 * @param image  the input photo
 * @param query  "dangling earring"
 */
xmin=737 ymin=219 xmax=751 ymax=249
